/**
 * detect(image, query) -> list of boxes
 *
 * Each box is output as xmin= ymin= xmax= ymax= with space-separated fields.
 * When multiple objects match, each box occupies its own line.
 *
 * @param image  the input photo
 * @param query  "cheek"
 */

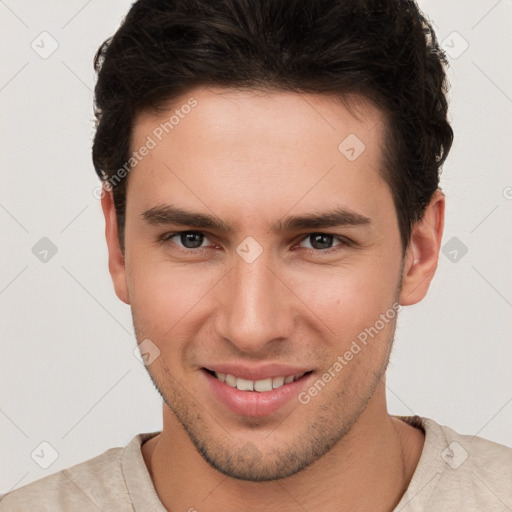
xmin=126 ymin=256 xmax=219 ymax=337
xmin=289 ymin=257 xmax=400 ymax=340
xmin=126 ymin=232 xmax=402 ymax=353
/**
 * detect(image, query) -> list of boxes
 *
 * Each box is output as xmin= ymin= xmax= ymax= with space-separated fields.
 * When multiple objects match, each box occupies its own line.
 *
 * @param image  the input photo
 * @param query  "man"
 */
xmin=2 ymin=0 xmax=510 ymax=510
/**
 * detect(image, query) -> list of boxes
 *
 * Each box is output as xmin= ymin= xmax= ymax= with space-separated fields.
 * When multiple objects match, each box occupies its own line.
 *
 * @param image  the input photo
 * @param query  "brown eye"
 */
xmin=162 ymin=231 xmax=210 ymax=250
xmin=299 ymin=233 xmax=342 ymax=251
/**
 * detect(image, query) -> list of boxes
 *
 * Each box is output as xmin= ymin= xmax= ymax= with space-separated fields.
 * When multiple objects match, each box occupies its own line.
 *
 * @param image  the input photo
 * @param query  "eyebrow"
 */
xmin=142 ymin=204 xmax=371 ymax=233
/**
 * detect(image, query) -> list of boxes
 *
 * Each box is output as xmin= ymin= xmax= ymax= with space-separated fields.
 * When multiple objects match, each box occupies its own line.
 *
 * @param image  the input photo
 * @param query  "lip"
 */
xmin=202 ymin=368 xmax=314 ymax=417
xmin=203 ymin=363 xmax=312 ymax=381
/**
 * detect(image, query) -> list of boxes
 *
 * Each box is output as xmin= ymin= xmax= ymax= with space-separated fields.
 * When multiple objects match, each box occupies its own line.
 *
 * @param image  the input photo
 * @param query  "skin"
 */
xmin=101 ymin=87 xmax=444 ymax=511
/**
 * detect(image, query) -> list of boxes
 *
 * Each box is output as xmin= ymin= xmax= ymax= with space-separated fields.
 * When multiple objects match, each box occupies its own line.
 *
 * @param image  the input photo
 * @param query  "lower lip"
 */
xmin=202 ymin=369 xmax=314 ymax=417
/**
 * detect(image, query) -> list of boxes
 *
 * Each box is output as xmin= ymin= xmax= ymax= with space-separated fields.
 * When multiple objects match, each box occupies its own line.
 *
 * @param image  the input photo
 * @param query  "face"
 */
xmin=104 ymin=87 xmax=428 ymax=481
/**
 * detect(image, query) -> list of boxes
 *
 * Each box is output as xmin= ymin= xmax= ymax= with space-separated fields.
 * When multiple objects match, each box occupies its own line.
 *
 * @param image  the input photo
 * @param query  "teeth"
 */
xmin=236 ymin=377 xmax=253 ymax=391
xmin=225 ymin=374 xmax=237 ymax=387
xmin=214 ymin=371 xmax=307 ymax=392
xmin=272 ymin=376 xmax=285 ymax=389
xmin=255 ymin=378 xmax=273 ymax=392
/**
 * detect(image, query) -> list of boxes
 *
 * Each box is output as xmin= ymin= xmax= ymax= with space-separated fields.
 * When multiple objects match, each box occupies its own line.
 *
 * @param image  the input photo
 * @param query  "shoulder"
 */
xmin=424 ymin=417 xmax=512 ymax=477
xmin=397 ymin=416 xmax=512 ymax=511
xmin=0 ymin=433 xmax=151 ymax=512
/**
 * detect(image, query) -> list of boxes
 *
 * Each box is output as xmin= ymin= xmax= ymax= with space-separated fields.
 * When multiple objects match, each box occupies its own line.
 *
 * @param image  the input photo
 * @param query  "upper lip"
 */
xmin=203 ymin=363 xmax=312 ymax=381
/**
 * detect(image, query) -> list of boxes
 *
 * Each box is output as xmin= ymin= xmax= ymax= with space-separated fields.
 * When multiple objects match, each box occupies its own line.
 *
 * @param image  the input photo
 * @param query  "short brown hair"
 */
xmin=92 ymin=0 xmax=453 ymax=251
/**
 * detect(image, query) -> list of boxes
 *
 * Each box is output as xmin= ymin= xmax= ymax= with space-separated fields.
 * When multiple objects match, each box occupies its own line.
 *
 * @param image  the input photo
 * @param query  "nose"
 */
xmin=215 ymin=250 xmax=295 ymax=353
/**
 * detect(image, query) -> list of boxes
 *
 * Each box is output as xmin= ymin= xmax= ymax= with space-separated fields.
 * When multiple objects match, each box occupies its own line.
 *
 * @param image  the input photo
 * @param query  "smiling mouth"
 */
xmin=203 ymin=368 xmax=313 ymax=392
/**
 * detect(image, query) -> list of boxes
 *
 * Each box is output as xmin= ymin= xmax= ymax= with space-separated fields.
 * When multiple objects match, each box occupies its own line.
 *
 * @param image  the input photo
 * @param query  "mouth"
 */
xmin=201 ymin=367 xmax=315 ymax=417
xmin=203 ymin=368 xmax=313 ymax=392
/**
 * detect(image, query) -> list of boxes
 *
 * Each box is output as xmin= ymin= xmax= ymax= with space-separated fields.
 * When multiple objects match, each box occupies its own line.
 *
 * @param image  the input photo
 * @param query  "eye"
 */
xmin=296 ymin=233 xmax=347 ymax=253
xmin=161 ymin=231 xmax=213 ymax=251
xmin=159 ymin=230 xmax=351 ymax=255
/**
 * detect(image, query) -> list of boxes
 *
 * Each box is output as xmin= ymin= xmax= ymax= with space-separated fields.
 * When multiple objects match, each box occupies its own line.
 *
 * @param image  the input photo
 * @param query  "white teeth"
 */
xmin=255 ymin=378 xmax=273 ymax=392
xmin=225 ymin=374 xmax=237 ymax=387
xmin=236 ymin=378 xmax=254 ymax=391
xmin=272 ymin=376 xmax=285 ymax=389
xmin=213 ymin=371 xmax=308 ymax=392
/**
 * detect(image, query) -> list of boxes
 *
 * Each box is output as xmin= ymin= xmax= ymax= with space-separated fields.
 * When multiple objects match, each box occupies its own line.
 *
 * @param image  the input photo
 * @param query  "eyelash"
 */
xmin=158 ymin=231 xmax=353 ymax=256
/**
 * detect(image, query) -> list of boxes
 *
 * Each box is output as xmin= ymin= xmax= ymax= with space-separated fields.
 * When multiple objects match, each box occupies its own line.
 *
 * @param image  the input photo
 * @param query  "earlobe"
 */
xmin=399 ymin=190 xmax=445 ymax=306
xmin=100 ymin=186 xmax=130 ymax=305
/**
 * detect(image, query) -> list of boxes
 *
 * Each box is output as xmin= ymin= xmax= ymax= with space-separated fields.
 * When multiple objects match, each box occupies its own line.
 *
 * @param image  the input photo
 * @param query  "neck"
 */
xmin=142 ymin=383 xmax=424 ymax=512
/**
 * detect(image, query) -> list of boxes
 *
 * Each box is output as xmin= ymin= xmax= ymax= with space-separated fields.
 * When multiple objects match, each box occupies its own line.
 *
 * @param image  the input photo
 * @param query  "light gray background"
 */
xmin=1 ymin=0 xmax=511 ymax=494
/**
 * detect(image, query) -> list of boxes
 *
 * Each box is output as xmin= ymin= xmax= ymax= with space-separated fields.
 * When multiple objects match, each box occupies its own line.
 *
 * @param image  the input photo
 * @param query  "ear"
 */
xmin=399 ymin=189 xmax=445 ymax=306
xmin=101 ymin=186 xmax=130 ymax=305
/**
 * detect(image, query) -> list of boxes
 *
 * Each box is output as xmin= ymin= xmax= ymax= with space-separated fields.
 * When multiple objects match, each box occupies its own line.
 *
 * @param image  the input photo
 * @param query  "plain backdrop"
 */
xmin=1 ymin=0 xmax=511 ymax=494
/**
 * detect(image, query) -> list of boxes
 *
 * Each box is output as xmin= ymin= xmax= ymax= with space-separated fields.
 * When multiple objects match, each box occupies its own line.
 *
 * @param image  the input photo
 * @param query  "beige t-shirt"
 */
xmin=1 ymin=416 xmax=511 ymax=511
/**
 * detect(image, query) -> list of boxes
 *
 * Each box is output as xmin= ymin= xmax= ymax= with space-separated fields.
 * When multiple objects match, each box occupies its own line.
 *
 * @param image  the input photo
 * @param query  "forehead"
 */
xmin=134 ymin=86 xmax=385 ymax=151
xmin=127 ymin=87 xmax=391 ymax=224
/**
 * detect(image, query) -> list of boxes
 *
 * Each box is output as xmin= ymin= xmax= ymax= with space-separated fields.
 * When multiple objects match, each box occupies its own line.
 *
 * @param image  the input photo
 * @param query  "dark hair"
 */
xmin=92 ymin=0 xmax=453 ymax=251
